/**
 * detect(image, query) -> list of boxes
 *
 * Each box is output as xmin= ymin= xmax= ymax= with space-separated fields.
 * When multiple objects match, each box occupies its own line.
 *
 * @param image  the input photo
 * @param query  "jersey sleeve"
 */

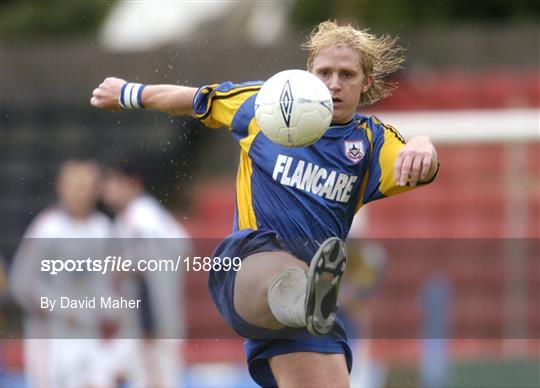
xmin=193 ymin=81 xmax=263 ymax=142
xmin=360 ymin=117 xmax=438 ymax=205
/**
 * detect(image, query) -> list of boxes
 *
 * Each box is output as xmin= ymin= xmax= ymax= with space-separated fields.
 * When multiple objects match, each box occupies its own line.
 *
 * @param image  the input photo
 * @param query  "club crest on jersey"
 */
xmin=280 ymin=80 xmax=293 ymax=127
xmin=344 ymin=140 xmax=365 ymax=163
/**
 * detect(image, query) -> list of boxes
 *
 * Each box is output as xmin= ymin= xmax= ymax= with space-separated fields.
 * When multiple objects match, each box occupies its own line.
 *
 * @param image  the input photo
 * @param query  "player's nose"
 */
xmin=327 ymin=74 xmax=341 ymax=92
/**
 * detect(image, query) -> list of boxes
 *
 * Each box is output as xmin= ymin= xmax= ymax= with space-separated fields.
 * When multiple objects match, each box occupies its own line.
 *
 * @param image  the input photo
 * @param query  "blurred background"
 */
xmin=1 ymin=1 xmax=539 ymax=387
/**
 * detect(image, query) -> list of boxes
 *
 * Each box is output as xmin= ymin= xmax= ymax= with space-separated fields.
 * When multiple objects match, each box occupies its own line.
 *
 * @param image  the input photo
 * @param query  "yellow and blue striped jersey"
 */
xmin=194 ymin=81 xmax=430 ymax=261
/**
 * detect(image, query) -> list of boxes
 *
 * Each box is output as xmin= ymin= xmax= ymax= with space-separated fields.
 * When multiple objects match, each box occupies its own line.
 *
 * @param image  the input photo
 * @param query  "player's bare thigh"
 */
xmin=233 ymin=251 xmax=308 ymax=330
xmin=269 ymin=352 xmax=349 ymax=388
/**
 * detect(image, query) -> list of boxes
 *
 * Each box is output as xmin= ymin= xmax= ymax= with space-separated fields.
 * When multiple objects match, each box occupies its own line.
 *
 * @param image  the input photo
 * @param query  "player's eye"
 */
xmin=318 ymin=70 xmax=330 ymax=78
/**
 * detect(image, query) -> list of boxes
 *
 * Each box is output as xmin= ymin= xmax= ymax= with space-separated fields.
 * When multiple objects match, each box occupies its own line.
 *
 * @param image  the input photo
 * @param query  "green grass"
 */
xmin=384 ymin=359 xmax=539 ymax=388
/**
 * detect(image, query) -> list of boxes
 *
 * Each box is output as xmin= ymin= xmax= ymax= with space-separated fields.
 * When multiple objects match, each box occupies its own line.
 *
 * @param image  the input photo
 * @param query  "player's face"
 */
xmin=101 ymin=170 xmax=142 ymax=211
xmin=101 ymin=172 xmax=130 ymax=211
xmin=311 ymin=45 xmax=372 ymax=124
xmin=57 ymin=164 xmax=100 ymax=218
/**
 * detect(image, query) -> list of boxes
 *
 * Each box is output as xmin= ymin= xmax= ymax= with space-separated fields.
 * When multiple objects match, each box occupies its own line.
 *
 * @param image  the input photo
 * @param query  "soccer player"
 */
xmin=91 ymin=21 xmax=438 ymax=387
xmin=100 ymin=163 xmax=190 ymax=388
xmin=10 ymin=160 xmax=113 ymax=388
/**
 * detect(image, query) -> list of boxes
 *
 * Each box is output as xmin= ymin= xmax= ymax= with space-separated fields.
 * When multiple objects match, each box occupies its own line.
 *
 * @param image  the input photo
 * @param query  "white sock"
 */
xmin=267 ymin=267 xmax=307 ymax=327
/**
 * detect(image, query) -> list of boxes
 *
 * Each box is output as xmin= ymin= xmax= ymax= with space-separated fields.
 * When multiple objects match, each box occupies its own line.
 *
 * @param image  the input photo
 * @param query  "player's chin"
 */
xmin=331 ymin=110 xmax=353 ymax=125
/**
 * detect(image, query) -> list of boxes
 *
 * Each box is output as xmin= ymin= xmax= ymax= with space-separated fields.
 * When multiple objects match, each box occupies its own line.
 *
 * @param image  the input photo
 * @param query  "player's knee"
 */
xmin=233 ymin=251 xmax=307 ymax=330
xmin=235 ymin=251 xmax=307 ymax=298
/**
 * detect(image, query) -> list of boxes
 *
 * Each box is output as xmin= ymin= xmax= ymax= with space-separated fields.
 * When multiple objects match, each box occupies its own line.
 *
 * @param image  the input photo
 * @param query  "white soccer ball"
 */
xmin=254 ymin=69 xmax=333 ymax=147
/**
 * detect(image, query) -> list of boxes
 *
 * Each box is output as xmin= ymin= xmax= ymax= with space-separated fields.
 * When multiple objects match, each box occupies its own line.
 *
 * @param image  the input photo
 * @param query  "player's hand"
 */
xmin=394 ymin=135 xmax=437 ymax=186
xmin=90 ymin=77 xmax=126 ymax=111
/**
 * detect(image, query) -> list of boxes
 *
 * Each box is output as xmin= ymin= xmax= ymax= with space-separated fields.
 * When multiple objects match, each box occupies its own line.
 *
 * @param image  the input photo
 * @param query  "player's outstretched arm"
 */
xmin=90 ymin=77 xmax=198 ymax=117
xmin=394 ymin=135 xmax=438 ymax=186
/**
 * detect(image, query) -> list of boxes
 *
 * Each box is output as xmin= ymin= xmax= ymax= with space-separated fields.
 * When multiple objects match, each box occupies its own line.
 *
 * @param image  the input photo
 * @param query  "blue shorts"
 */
xmin=208 ymin=228 xmax=352 ymax=387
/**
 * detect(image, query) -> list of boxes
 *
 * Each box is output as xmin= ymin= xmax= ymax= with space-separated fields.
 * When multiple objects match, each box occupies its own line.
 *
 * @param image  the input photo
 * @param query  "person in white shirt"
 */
xmin=101 ymin=163 xmax=190 ymax=388
xmin=10 ymin=160 xmax=113 ymax=388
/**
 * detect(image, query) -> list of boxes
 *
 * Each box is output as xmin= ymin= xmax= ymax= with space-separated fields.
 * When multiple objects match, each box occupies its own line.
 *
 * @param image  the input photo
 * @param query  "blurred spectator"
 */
xmin=101 ymin=161 xmax=191 ymax=388
xmin=9 ymin=160 xmax=112 ymax=388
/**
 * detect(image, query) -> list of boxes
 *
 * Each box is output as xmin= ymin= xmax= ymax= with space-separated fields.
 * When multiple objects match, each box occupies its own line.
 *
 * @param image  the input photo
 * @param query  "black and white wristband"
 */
xmin=119 ymin=82 xmax=146 ymax=109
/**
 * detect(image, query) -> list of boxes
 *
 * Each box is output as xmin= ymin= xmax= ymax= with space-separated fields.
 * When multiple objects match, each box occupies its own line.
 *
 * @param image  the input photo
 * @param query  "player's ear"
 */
xmin=362 ymin=74 xmax=373 ymax=94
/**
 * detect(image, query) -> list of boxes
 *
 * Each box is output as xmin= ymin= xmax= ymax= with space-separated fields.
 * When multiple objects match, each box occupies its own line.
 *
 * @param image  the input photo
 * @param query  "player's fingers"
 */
xmin=94 ymin=88 xmax=108 ymax=101
xmin=419 ymin=154 xmax=432 ymax=181
xmin=90 ymin=96 xmax=99 ymax=107
xmin=399 ymin=155 xmax=413 ymax=186
xmin=408 ymin=155 xmax=423 ymax=186
xmin=394 ymin=152 xmax=406 ymax=184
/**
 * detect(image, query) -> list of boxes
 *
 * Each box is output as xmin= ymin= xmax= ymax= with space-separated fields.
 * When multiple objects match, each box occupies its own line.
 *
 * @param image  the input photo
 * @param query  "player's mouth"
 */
xmin=332 ymin=97 xmax=342 ymax=106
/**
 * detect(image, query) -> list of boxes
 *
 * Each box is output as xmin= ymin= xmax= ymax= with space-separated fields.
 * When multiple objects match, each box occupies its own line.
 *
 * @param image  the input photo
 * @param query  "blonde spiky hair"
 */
xmin=302 ymin=20 xmax=405 ymax=106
